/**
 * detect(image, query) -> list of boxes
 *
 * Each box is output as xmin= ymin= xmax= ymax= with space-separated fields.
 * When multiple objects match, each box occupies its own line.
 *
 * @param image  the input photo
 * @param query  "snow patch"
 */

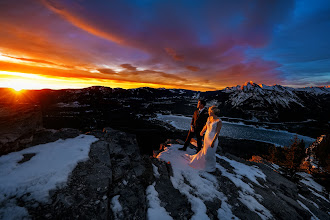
xmin=111 ymin=195 xmax=123 ymax=219
xmin=217 ymin=155 xmax=266 ymax=186
xmin=298 ymin=194 xmax=319 ymax=208
xmin=216 ymin=155 xmax=272 ymax=219
xmin=146 ymin=183 xmax=173 ymax=220
xmin=0 ymin=135 xmax=98 ymax=219
xmin=238 ymin=192 xmax=272 ymax=220
xmin=297 ymin=200 xmax=319 ymax=220
xmin=297 ymin=172 xmax=324 ymax=193
xmin=152 ymin=164 xmax=160 ymax=178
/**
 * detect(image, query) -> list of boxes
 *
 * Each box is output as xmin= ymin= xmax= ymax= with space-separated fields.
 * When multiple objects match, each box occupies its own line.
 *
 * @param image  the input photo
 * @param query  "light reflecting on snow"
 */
xmin=155 ymin=114 xmax=315 ymax=147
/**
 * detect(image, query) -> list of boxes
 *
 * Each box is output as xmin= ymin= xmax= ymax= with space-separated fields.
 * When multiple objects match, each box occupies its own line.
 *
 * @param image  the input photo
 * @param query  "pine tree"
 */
xmin=285 ymin=136 xmax=306 ymax=171
xmin=268 ymin=145 xmax=277 ymax=163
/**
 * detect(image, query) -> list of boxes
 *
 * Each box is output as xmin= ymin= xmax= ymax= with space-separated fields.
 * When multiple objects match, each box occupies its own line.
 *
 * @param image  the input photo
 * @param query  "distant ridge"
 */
xmin=224 ymin=81 xmax=330 ymax=95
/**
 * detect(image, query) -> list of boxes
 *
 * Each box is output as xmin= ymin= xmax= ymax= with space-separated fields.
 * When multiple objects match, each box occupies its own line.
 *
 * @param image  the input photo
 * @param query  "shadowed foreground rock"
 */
xmin=0 ymin=104 xmax=81 ymax=156
xmin=12 ymin=129 xmax=330 ymax=219
xmin=26 ymin=128 xmax=192 ymax=219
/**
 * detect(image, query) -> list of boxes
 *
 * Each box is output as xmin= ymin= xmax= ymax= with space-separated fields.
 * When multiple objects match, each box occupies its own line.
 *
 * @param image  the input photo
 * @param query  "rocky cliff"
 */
xmin=301 ymin=134 xmax=330 ymax=177
xmin=4 ymin=128 xmax=328 ymax=220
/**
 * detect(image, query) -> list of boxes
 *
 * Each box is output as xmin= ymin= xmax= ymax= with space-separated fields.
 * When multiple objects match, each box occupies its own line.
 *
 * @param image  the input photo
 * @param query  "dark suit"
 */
xmin=183 ymin=108 xmax=208 ymax=151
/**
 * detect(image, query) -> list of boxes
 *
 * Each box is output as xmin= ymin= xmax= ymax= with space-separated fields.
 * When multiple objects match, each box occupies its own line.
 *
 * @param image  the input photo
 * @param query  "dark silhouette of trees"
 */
xmin=285 ymin=137 xmax=305 ymax=171
xmin=267 ymin=136 xmax=306 ymax=172
xmin=314 ymin=135 xmax=330 ymax=172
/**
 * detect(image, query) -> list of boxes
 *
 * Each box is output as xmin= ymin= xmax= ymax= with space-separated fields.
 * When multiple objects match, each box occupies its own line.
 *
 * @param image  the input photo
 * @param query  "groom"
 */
xmin=179 ymin=100 xmax=208 ymax=152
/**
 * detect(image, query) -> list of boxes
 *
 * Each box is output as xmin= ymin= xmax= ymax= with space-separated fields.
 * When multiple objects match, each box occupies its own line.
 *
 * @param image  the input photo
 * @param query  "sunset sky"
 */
xmin=0 ymin=0 xmax=329 ymax=91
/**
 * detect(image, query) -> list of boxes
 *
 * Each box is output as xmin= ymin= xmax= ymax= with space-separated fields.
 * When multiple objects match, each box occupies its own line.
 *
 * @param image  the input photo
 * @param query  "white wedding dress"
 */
xmin=188 ymin=118 xmax=220 ymax=172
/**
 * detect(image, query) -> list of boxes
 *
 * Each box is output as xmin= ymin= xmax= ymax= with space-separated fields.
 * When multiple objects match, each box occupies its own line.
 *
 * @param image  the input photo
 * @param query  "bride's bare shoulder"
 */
xmin=214 ymin=118 xmax=222 ymax=124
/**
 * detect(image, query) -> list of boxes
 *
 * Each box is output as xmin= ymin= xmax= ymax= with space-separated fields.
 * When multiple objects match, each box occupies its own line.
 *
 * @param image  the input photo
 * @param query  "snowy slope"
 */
xmin=0 ymin=135 xmax=98 ymax=219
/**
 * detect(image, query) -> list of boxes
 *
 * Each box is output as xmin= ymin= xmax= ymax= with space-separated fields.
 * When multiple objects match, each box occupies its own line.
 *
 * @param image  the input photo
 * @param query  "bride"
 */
xmin=187 ymin=105 xmax=222 ymax=172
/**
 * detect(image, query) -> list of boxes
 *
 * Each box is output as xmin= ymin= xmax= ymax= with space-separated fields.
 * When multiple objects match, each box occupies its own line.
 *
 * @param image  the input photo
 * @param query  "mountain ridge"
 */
xmin=1 ymin=80 xmax=330 ymax=94
xmin=1 ymin=81 xmax=329 ymax=137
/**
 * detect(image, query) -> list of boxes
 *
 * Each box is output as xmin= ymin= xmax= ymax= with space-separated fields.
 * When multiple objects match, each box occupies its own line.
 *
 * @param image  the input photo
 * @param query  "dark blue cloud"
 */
xmin=248 ymin=0 xmax=330 ymax=87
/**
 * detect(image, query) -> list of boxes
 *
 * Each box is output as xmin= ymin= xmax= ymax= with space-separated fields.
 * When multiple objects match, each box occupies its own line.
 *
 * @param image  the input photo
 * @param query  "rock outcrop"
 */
xmin=3 ymin=128 xmax=329 ymax=219
xmin=26 ymin=128 xmax=155 ymax=219
xmin=0 ymin=104 xmax=42 ymax=155
xmin=0 ymin=103 xmax=81 ymax=156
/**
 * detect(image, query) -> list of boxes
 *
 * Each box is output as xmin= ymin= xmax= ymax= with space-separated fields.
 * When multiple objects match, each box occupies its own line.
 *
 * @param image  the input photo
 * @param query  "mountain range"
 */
xmin=1 ymin=81 xmax=329 ymax=136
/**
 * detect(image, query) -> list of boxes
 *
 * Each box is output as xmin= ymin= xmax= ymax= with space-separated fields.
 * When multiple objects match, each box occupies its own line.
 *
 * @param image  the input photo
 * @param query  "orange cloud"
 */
xmin=2 ymin=55 xmax=56 ymax=65
xmin=0 ymin=60 xmax=215 ymax=91
xmin=0 ymin=22 xmax=93 ymax=67
xmin=0 ymin=61 xmax=93 ymax=79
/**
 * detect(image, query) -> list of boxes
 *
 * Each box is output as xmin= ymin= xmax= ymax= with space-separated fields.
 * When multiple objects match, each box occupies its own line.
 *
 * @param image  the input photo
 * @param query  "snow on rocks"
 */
xmin=146 ymin=183 xmax=173 ymax=220
xmin=0 ymin=134 xmax=98 ymax=219
xmin=216 ymin=156 xmax=272 ymax=220
xmin=155 ymin=142 xmax=330 ymax=219
xmin=297 ymin=200 xmax=320 ymax=220
xmin=111 ymin=195 xmax=123 ymax=219
xmin=297 ymin=172 xmax=325 ymax=194
xmin=1 ymin=127 xmax=328 ymax=219
xmin=156 ymin=144 xmax=239 ymax=220
xmin=238 ymin=191 xmax=272 ymax=220
xmin=152 ymin=164 xmax=160 ymax=178
xmin=299 ymin=194 xmax=319 ymax=209
xmin=217 ymin=155 xmax=266 ymax=186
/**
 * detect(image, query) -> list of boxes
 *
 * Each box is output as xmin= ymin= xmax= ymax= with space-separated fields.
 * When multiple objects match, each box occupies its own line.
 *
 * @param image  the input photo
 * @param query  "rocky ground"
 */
xmin=9 ymin=128 xmax=327 ymax=220
xmin=0 ymin=99 xmax=329 ymax=219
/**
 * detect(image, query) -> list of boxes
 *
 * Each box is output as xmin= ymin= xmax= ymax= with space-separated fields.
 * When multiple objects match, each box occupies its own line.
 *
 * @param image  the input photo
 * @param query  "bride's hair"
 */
xmin=209 ymin=105 xmax=220 ymax=115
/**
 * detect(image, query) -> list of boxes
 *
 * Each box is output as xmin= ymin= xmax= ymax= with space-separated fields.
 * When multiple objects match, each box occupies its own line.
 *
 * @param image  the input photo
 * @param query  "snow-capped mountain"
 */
xmin=224 ymin=81 xmax=330 ymax=95
xmin=223 ymin=82 xmax=303 ymax=108
xmin=216 ymin=81 xmax=330 ymax=122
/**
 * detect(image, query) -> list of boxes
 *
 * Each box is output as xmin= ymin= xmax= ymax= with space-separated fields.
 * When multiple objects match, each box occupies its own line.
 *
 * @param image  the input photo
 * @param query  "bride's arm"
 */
xmin=200 ymin=124 xmax=207 ymax=136
xmin=200 ymin=118 xmax=209 ymax=136
xmin=211 ymin=120 xmax=222 ymax=147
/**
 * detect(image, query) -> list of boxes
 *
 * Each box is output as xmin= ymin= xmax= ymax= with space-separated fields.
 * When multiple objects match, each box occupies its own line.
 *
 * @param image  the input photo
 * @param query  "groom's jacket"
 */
xmin=191 ymin=108 xmax=208 ymax=132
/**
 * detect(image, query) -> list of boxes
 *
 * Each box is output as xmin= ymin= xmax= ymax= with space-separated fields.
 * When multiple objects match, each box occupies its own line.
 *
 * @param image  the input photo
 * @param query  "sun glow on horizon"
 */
xmin=11 ymin=85 xmax=24 ymax=92
xmin=1 ymin=70 xmax=208 ymax=91
xmin=0 ymin=69 xmax=222 ymax=91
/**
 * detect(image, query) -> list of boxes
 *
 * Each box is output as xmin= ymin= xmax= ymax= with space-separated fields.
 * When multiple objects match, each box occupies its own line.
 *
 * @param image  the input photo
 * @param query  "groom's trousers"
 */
xmin=183 ymin=129 xmax=203 ymax=152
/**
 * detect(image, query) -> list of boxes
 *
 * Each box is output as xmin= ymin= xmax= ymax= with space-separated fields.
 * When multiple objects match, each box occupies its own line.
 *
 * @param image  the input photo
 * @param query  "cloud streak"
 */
xmin=0 ymin=0 xmax=329 ymax=90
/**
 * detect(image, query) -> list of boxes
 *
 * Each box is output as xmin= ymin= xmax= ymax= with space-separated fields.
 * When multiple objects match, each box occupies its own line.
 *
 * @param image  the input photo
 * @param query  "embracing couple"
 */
xmin=179 ymin=100 xmax=222 ymax=172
